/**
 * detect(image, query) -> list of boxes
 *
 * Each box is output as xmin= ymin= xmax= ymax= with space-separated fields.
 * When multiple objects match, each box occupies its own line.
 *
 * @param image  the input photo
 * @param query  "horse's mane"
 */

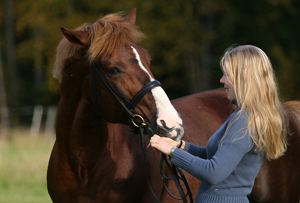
xmin=53 ymin=12 xmax=145 ymax=82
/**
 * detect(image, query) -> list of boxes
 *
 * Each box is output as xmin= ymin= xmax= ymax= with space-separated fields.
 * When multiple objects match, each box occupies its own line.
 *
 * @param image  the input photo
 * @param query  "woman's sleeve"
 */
xmin=184 ymin=141 xmax=207 ymax=159
xmin=171 ymin=116 xmax=253 ymax=185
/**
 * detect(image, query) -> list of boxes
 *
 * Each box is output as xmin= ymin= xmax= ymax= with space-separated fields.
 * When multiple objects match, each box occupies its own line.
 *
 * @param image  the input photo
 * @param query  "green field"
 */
xmin=0 ymin=129 xmax=54 ymax=203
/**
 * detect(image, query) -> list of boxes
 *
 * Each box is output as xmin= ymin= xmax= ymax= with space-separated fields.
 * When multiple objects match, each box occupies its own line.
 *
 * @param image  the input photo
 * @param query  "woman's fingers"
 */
xmin=150 ymin=135 xmax=173 ymax=155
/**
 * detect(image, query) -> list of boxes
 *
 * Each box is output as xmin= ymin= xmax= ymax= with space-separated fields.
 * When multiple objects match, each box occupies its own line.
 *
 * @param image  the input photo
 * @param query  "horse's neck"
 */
xmin=56 ymin=95 xmax=142 ymax=181
xmin=56 ymin=94 xmax=106 ymax=144
xmin=56 ymin=83 xmax=137 ymax=160
xmin=56 ymin=59 xmax=141 ymax=167
xmin=56 ymin=59 xmax=107 ymax=149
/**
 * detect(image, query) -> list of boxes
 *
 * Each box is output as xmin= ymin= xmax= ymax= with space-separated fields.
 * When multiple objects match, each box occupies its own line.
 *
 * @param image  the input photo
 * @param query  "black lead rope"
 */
xmin=141 ymin=125 xmax=193 ymax=203
xmin=160 ymin=154 xmax=193 ymax=203
xmin=139 ymin=125 xmax=163 ymax=203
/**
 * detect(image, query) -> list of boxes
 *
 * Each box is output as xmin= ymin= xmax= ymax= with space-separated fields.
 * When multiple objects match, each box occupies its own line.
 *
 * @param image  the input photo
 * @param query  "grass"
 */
xmin=0 ymin=128 xmax=54 ymax=203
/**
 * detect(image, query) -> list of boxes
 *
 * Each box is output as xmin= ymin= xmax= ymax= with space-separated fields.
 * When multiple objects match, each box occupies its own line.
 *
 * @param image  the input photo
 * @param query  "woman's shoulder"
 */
xmin=226 ymin=110 xmax=251 ymax=143
xmin=229 ymin=109 xmax=248 ymax=125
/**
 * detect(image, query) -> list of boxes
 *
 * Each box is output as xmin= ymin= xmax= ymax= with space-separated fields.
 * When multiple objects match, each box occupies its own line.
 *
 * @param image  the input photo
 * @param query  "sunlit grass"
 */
xmin=0 ymin=128 xmax=54 ymax=203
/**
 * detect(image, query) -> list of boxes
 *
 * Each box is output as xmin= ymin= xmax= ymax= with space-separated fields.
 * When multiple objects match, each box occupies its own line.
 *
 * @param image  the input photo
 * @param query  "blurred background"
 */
xmin=0 ymin=0 xmax=300 ymax=202
xmin=1 ymin=0 xmax=300 ymax=132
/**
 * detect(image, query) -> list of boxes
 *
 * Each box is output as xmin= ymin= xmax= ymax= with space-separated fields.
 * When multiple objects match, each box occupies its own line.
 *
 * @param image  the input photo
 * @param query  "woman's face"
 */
xmin=220 ymin=67 xmax=236 ymax=101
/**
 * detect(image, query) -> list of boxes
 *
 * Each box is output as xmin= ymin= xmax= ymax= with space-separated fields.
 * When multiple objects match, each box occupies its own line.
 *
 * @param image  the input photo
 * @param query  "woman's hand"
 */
xmin=149 ymin=135 xmax=180 ymax=155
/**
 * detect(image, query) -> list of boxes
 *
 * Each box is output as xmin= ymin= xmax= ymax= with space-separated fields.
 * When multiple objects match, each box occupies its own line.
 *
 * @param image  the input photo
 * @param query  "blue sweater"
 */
xmin=171 ymin=103 xmax=265 ymax=203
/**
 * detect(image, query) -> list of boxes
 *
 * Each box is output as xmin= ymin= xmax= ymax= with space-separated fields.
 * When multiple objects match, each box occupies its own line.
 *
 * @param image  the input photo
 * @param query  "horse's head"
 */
xmin=54 ymin=8 xmax=184 ymax=140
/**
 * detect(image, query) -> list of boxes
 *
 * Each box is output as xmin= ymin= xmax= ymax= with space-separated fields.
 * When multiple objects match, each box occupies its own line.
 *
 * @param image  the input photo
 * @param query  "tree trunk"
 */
xmin=187 ymin=0 xmax=214 ymax=94
xmin=5 ymin=0 xmax=19 ymax=108
xmin=199 ymin=0 xmax=213 ymax=91
xmin=34 ymin=25 xmax=44 ymax=91
xmin=187 ymin=55 xmax=202 ymax=93
xmin=0 ymin=47 xmax=11 ymax=137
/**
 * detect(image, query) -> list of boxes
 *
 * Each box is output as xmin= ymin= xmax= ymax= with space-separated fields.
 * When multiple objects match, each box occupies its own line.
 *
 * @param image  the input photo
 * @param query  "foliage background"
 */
xmin=1 ymin=0 xmax=300 ymax=128
xmin=1 ymin=1 xmax=300 ymax=202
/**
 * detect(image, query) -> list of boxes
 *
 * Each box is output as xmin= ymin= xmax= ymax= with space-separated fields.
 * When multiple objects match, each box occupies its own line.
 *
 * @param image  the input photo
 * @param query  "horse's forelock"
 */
xmin=88 ymin=13 xmax=145 ymax=61
xmin=53 ymin=12 xmax=145 ymax=82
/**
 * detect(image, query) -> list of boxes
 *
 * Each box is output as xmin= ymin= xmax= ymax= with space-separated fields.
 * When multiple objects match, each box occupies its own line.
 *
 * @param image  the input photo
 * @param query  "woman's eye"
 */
xmin=107 ymin=67 xmax=121 ymax=76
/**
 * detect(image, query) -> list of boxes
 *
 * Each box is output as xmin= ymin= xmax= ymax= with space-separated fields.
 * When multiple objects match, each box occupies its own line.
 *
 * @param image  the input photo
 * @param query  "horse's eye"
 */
xmin=106 ymin=67 xmax=121 ymax=76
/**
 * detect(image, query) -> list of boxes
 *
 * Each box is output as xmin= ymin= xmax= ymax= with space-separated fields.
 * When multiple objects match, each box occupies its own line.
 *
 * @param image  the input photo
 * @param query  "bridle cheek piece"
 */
xmin=89 ymin=61 xmax=160 ymax=124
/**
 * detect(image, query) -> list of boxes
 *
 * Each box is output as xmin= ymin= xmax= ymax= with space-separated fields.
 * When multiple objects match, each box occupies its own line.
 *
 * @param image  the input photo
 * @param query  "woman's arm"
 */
xmin=184 ymin=141 xmax=207 ymax=159
xmin=171 ymin=116 xmax=253 ymax=184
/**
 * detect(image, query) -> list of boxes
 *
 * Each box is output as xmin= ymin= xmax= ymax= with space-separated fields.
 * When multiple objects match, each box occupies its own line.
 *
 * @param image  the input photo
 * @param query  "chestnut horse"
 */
xmin=48 ymin=8 xmax=185 ymax=203
xmin=47 ymin=8 xmax=300 ymax=203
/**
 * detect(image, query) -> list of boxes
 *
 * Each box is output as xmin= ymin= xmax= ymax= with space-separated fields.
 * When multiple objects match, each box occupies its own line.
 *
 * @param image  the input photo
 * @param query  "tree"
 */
xmin=5 ymin=0 xmax=19 ymax=108
xmin=0 ymin=47 xmax=10 ymax=137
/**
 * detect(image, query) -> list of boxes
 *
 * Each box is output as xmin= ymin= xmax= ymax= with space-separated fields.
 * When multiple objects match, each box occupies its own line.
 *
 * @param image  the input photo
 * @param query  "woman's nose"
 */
xmin=220 ymin=75 xmax=225 ymax=84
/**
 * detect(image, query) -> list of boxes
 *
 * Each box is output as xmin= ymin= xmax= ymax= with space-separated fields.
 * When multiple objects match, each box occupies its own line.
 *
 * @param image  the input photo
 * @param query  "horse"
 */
xmin=47 ymin=8 xmax=300 ymax=203
xmin=47 ymin=8 xmax=185 ymax=203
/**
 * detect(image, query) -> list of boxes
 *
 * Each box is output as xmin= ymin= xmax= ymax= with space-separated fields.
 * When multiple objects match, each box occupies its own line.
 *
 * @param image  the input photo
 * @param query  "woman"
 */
xmin=150 ymin=45 xmax=288 ymax=203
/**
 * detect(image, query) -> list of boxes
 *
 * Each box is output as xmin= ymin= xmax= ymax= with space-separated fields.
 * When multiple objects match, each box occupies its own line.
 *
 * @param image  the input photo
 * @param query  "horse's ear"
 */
xmin=61 ymin=27 xmax=89 ymax=48
xmin=123 ymin=8 xmax=136 ymax=25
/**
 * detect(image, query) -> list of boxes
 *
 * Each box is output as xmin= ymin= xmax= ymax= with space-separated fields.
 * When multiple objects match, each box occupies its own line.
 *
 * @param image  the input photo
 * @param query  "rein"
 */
xmin=89 ymin=61 xmax=193 ymax=203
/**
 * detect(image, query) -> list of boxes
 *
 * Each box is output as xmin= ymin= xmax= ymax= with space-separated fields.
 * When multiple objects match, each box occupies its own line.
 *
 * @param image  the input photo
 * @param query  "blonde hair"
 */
xmin=220 ymin=45 xmax=288 ymax=160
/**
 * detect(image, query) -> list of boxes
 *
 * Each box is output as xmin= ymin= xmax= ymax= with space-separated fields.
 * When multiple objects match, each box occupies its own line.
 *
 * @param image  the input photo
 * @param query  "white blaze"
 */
xmin=131 ymin=46 xmax=183 ymax=137
xmin=131 ymin=47 xmax=155 ymax=81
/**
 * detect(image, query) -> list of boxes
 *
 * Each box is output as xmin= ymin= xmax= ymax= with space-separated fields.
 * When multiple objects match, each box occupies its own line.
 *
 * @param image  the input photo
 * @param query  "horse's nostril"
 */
xmin=160 ymin=120 xmax=173 ymax=130
xmin=160 ymin=120 xmax=166 ymax=128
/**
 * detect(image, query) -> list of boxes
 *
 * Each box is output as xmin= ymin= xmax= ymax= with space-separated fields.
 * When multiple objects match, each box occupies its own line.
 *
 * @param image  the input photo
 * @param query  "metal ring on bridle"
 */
xmin=132 ymin=114 xmax=147 ymax=127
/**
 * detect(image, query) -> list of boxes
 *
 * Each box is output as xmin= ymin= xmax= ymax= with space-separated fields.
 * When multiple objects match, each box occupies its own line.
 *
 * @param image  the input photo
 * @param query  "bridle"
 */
xmin=89 ymin=61 xmax=161 ymax=126
xmin=89 ymin=61 xmax=193 ymax=203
